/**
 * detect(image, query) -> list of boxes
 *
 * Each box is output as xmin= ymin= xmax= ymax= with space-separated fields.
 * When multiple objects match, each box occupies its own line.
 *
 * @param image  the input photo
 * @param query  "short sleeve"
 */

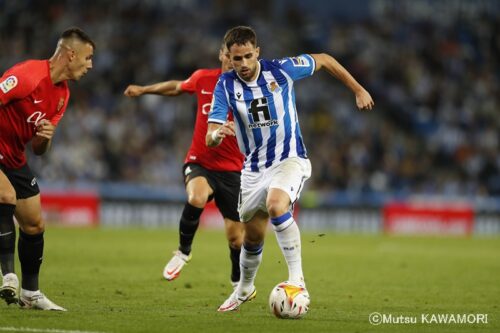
xmin=179 ymin=69 xmax=203 ymax=94
xmin=207 ymin=78 xmax=229 ymax=124
xmin=272 ymin=54 xmax=316 ymax=81
xmin=0 ymin=70 xmax=37 ymax=105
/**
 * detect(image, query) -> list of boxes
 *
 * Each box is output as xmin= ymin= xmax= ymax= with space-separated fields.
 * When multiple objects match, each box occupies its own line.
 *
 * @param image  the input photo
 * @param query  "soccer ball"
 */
xmin=269 ymin=281 xmax=310 ymax=319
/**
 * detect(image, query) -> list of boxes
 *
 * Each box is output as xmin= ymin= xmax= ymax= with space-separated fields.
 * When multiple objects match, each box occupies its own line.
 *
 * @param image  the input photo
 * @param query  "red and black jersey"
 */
xmin=0 ymin=60 xmax=69 ymax=169
xmin=180 ymin=68 xmax=243 ymax=172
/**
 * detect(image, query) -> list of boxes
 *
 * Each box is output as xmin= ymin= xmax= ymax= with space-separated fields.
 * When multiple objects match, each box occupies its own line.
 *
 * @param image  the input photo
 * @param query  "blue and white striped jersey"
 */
xmin=208 ymin=54 xmax=316 ymax=172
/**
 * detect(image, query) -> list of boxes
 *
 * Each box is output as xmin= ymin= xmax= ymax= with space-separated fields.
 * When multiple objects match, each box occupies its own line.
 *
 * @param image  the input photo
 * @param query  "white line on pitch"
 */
xmin=0 ymin=327 xmax=108 ymax=333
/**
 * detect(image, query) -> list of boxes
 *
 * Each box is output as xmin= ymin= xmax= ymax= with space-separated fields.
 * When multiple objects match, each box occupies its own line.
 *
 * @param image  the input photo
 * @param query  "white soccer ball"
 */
xmin=269 ymin=281 xmax=310 ymax=319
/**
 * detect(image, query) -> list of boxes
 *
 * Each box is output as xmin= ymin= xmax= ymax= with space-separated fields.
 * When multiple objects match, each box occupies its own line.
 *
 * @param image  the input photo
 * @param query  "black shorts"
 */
xmin=0 ymin=163 xmax=40 ymax=199
xmin=183 ymin=163 xmax=241 ymax=221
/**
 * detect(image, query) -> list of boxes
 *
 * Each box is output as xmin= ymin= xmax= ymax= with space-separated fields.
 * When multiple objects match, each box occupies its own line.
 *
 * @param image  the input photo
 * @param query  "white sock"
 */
xmin=237 ymin=243 xmax=263 ymax=297
xmin=271 ymin=212 xmax=304 ymax=286
xmin=21 ymin=289 xmax=40 ymax=297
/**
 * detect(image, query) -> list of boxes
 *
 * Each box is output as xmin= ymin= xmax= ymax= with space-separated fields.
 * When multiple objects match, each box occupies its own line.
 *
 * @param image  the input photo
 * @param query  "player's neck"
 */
xmin=48 ymin=55 xmax=69 ymax=85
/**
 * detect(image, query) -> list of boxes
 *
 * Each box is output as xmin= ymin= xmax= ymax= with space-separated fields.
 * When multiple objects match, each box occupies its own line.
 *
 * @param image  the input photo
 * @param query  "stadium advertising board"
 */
xmin=41 ymin=191 xmax=100 ymax=226
xmin=383 ymin=201 xmax=474 ymax=236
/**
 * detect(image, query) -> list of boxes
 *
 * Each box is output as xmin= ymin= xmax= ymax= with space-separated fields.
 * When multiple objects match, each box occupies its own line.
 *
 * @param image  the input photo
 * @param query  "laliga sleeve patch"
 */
xmin=0 ymin=75 xmax=18 ymax=93
xmin=290 ymin=56 xmax=310 ymax=67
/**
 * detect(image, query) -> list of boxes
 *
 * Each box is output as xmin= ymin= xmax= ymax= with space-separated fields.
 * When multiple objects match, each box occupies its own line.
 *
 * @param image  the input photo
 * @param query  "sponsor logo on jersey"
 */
xmin=247 ymin=97 xmax=278 ymax=129
xmin=34 ymin=99 xmax=43 ymax=104
xmin=31 ymin=177 xmax=37 ymax=186
xmin=0 ymin=75 xmax=18 ymax=93
xmin=189 ymin=155 xmax=197 ymax=160
xmin=57 ymin=98 xmax=65 ymax=112
xmin=201 ymin=89 xmax=212 ymax=95
xmin=27 ymin=111 xmax=47 ymax=126
xmin=290 ymin=56 xmax=309 ymax=67
xmin=184 ymin=166 xmax=192 ymax=176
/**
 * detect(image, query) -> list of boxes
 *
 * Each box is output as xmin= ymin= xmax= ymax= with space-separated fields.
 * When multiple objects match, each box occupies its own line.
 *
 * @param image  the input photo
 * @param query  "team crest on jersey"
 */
xmin=268 ymin=81 xmax=281 ymax=93
xmin=0 ymin=75 xmax=18 ymax=93
xmin=290 ymin=56 xmax=309 ymax=67
xmin=57 ymin=98 xmax=65 ymax=112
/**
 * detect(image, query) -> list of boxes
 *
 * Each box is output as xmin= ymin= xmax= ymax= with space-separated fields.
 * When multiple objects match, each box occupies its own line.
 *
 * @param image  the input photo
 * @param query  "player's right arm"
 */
xmin=123 ymin=80 xmax=184 ymax=97
xmin=206 ymin=77 xmax=234 ymax=147
xmin=206 ymin=121 xmax=236 ymax=147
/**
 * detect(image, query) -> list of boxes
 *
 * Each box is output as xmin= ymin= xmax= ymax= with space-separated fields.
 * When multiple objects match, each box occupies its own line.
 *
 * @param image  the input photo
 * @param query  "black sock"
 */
xmin=229 ymin=246 xmax=241 ymax=283
xmin=178 ymin=203 xmax=203 ymax=255
xmin=0 ymin=203 xmax=16 ymax=274
xmin=18 ymin=230 xmax=44 ymax=291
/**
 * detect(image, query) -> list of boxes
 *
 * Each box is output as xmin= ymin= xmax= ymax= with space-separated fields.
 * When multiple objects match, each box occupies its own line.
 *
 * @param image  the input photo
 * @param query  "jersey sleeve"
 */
xmin=0 ymin=68 xmax=37 ymax=105
xmin=207 ymin=78 xmax=229 ymax=124
xmin=273 ymin=54 xmax=316 ymax=81
xmin=179 ymin=69 xmax=203 ymax=94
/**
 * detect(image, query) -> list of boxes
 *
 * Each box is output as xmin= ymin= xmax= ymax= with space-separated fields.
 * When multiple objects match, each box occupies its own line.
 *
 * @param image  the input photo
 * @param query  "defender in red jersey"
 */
xmin=124 ymin=44 xmax=244 ymax=287
xmin=0 ymin=28 xmax=94 ymax=311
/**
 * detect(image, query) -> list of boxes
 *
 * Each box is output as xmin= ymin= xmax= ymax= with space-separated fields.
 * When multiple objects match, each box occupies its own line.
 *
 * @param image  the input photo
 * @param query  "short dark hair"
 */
xmin=60 ymin=27 xmax=95 ymax=50
xmin=223 ymin=26 xmax=257 ymax=50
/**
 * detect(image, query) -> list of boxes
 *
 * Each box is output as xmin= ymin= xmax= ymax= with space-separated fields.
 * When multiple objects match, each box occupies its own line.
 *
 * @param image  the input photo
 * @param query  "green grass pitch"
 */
xmin=0 ymin=227 xmax=499 ymax=333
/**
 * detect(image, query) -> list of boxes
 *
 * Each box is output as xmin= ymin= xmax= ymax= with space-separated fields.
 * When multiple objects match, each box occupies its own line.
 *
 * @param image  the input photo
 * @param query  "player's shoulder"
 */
xmin=4 ymin=59 xmax=49 ymax=84
xmin=191 ymin=68 xmax=221 ymax=80
xmin=218 ymin=70 xmax=237 ymax=83
xmin=8 ymin=59 xmax=48 ymax=76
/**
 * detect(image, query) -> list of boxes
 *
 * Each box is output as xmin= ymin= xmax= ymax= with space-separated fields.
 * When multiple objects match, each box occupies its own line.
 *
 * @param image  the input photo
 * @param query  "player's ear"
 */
xmin=255 ymin=47 xmax=260 ymax=58
xmin=66 ymin=48 xmax=75 ymax=62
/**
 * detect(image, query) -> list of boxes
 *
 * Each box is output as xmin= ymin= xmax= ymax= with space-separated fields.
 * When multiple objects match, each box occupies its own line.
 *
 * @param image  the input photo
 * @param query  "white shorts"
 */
xmin=238 ymin=157 xmax=312 ymax=222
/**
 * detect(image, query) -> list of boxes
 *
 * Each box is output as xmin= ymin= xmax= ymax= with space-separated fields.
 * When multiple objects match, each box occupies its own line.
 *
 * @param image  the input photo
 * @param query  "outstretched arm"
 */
xmin=311 ymin=53 xmax=374 ymax=110
xmin=124 ymin=80 xmax=184 ymax=97
xmin=206 ymin=121 xmax=236 ymax=147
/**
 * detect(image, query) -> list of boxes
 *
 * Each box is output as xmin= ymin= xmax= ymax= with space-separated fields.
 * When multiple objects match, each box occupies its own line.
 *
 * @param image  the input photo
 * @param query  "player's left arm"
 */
xmin=311 ymin=53 xmax=374 ymax=110
xmin=31 ymin=119 xmax=56 ymax=155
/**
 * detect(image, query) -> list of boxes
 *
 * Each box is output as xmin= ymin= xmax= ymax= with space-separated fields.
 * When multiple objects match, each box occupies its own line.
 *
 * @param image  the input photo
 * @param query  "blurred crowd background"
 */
xmin=1 ymin=0 xmax=499 ymax=200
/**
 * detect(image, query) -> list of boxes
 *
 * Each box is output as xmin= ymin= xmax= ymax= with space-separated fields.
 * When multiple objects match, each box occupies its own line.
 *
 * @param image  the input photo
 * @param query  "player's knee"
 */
xmin=0 ymin=186 xmax=16 ymax=205
xmin=187 ymin=193 xmax=208 ymax=208
xmin=227 ymin=231 xmax=243 ymax=249
xmin=244 ymin=229 xmax=264 ymax=246
xmin=266 ymin=200 xmax=288 ymax=218
xmin=19 ymin=216 xmax=45 ymax=235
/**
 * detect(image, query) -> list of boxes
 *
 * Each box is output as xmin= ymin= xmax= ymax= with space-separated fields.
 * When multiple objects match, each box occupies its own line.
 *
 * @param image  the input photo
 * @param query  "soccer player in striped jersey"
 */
xmin=124 ymin=44 xmax=244 ymax=288
xmin=207 ymin=26 xmax=374 ymax=311
xmin=0 ymin=27 xmax=94 ymax=311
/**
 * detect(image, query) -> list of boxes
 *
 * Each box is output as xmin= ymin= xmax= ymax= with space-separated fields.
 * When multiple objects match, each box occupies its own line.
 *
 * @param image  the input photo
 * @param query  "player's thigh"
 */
xmin=0 ymin=168 xmax=16 ymax=204
xmin=184 ymin=164 xmax=215 ymax=207
xmin=269 ymin=157 xmax=311 ymax=208
xmin=185 ymin=176 xmax=213 ymax=206
xmin=213 ymin=171 xmax=241 ymax=222
xmin=239 ymin=170 xmax=269 ymax=222
xmin=15 ymin=194 xmax=44 ymax=234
